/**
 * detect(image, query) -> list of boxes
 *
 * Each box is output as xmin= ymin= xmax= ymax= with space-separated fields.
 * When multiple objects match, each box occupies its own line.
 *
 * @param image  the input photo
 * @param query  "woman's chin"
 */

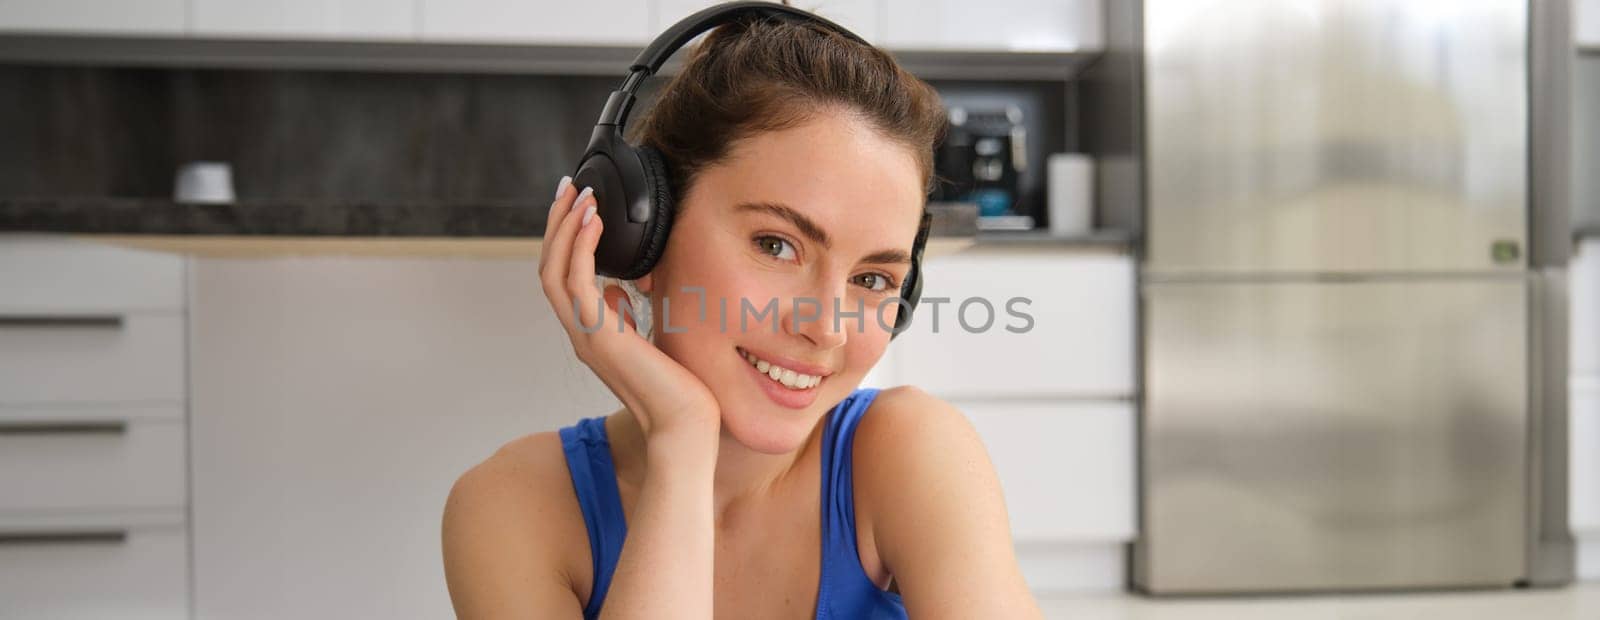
xmin=718 ymin=404 xmax=824 ymax=455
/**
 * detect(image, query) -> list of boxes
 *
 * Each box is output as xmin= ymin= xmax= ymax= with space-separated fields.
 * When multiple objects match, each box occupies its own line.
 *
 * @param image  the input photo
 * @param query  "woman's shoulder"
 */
xmin=851 ymin=384 xmax=992 ymax=491
xmin=440 ymin=426 xmax=595 ymax=616
xmin=850 ymin=384 xmax=1007 ymax=564
xmin=854 ymin=384 xmax=980 ymax=460
xmin=851 ymin=385 xmax=1039 ymax=612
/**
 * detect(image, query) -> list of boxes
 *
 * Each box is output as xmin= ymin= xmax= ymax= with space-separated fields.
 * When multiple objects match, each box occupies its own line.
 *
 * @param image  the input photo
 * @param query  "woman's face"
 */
xmin=641 ymin=110 xmax=926 ymax=454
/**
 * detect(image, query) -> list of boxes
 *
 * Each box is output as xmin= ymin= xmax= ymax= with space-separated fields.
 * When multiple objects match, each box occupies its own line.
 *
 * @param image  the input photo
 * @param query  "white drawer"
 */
xmin=1572 ymin=238 xmax=1599 ymax=378
xmin=0 ymin=237 xmax=184 ymax=314
xmin=0 ymin=0 xmax=186 ymax=35
xmin=1580 ymin=0 xmax=1600 ymax=49
xmin=1573 ymin=379 xmax=1600 ymax=535
xmin=0 ymin=406 xmax=186 ymax=514
xmin=420 ymin=0 xmax=651 ymax=45
xmin=0 ymin=523 xmax=188 ymax=620
xmin=961 ymin=399 xmax=1136 ymax=543
xmin=0 ymin=313 xmax=185 ymax=405
xmin=191 ymin=0 xmax=416 ymax=39
xmin=889 ymin=249 xmax=1136 ymax=399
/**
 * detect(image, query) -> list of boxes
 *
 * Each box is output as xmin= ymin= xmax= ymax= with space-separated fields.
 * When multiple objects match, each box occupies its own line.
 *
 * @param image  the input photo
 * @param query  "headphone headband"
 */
xmin=575 ymin=1 xmax=930 ymax=339
xmin=596 ymin=1 xmax=869 ymax=127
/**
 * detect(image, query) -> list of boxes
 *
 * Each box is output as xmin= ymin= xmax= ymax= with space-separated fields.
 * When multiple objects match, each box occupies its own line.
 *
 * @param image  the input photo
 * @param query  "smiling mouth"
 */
xmin=735 ymin=346 xmax=824 ymax=390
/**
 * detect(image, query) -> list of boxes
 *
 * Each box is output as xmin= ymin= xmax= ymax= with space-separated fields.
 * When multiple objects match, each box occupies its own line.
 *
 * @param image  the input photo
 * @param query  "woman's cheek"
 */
xmin=718 ymin=275 xmax=785 ymax=335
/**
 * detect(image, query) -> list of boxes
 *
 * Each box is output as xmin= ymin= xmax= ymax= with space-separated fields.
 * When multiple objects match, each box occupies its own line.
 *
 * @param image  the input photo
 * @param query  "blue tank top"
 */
xmin=558 ymin=387 xmax=907 ymax=619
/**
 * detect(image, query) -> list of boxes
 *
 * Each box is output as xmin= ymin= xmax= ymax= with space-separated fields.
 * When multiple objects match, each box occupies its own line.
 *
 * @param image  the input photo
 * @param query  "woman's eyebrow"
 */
xmin=861 ymin=247 xmax=913 ymax=265
xmin=733 ymin=200 xmax=913 ymax=265
xmin=734 ymin=201 xmax=831 ymax=249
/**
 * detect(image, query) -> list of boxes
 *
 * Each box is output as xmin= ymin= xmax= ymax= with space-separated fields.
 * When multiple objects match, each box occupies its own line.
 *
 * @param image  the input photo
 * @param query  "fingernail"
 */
xmin=575 ymin=186 xmax=594 ymax=207
xmin=581 ymin=205 xmax=597 ymax=226
xmin=554 ymin=176 xmax=571 ymax=201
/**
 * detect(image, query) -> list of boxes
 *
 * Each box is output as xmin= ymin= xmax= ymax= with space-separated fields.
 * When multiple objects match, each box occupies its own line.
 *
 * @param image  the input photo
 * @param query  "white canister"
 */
xmin=1047 ymin=153 xmax=1093 ymax=237
xmin=174 ymin=161 xmax=236 ymax=204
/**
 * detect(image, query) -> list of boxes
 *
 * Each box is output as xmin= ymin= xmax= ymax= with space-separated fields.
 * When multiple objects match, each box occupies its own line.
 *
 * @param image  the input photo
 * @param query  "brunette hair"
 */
xmin=627 ymin=3 xmax=947 ymax=207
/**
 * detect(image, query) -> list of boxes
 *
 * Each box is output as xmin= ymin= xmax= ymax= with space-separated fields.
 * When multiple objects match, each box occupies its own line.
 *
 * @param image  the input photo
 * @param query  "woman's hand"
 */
xmin=539 ymin=176 xmax=721 ymax=453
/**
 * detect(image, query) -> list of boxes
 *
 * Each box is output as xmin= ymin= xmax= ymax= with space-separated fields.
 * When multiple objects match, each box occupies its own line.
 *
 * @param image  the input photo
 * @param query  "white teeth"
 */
xmin=739 ymin=347 xmax=821 ymax=390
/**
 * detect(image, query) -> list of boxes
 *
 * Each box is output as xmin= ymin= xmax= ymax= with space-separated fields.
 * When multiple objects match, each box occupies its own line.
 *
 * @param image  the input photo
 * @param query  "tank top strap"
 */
xmin=817 ymin=386 xmax=907 ymax=618
xmin=558 ymin=416 xmax=628 ymax=620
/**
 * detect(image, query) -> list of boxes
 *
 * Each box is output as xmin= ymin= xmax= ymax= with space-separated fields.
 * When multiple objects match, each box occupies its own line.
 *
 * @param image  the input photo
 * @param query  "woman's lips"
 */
xmin=736 ymin=346 xmax=822 ymax=410
xmin=735 ymin=345 xmax=834 ymax=378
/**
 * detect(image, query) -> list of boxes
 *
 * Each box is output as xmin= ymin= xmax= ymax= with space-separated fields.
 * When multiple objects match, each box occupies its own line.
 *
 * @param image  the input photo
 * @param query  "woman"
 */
xmin=442 ymin=10 xmax=1041 ymax=619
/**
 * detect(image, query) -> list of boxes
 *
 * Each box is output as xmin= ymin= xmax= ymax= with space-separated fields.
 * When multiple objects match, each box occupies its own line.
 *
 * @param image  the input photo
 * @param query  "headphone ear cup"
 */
xmin=891 ymin=263 xmax=921 ymax=340
xmin=890 ymin=211 xmax=933 ymax=340
xmin=625 ymin=145 xmax=675 ymax=279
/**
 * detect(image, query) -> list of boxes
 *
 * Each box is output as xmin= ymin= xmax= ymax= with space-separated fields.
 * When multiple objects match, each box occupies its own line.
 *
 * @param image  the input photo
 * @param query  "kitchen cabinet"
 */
xmin=1574 ymin=238 xmax=1600 ymax=582
xmin=0 ymin=0 xmax=1102 ymax=54
xmin=1577 ymin=239 xmax=1599 ymax=381
xmin=881 ymin=0 xmax=1101 ymax=52
xmin=887 ymin=247 xmax=1135 ymax=399
xmin=874 ymin=245 xmax=1138 ymax=591
xmin=1580 ymin=0 xmax=1600 ymax=49
xmin=964 ymin=400 xmax=1135 ymax=543
xmin=0 ymin=235 xmax=184 ymax=312
xmin=0 ymin=314 xmax=186 ymax=404
xmin=653 ymin=0 xmax=881 ymax=43
xmin=191 ymin=0 xmax=416 ymax=39
xmin=1575 ymin=378 xmax=1599 ymax=578
xmin=0 ymin=405 xmax=186 ymax=514
xmin=0 ymin=523 xmax=190 ymax=620
xmin=420 ymin=0 xmax=651 ymax=45
xmin=0 ymin=0 xmax=185 ymax=35
xmin=0 ymin=236 xmax=190 ymax=620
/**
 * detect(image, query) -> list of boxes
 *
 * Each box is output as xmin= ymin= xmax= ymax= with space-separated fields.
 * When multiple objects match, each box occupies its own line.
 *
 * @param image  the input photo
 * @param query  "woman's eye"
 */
xmin=754 ymin=235 xmax=797 ymax=261
xmin=854 ymin=273 xmax=896 ymax=292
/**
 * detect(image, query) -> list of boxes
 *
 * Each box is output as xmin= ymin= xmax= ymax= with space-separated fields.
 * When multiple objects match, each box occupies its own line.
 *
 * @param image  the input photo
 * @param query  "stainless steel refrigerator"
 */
xmin=1129 ymin=0 xmax=1576 ymax=593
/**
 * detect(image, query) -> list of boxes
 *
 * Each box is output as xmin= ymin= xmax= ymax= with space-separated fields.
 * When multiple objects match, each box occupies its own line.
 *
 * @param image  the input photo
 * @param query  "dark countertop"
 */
xmin=0 ymin=197 xmax=1141 ymax=256
xmin=0 ymin=196 xmax=992 ymax=239
xmin=974 ymin=228 xmax=1137 ymax=248
xmin=0 ymin=197 xmax=547 ymax=237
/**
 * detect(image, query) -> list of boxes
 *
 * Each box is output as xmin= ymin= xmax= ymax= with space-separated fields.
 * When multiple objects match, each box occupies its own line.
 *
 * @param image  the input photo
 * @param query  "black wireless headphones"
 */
xmin=571 ymin=0 xmax=931 ymax=339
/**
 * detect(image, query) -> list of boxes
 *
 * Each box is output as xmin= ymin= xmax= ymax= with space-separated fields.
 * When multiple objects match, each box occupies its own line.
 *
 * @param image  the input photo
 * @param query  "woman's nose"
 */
xmin=785 ymin=288 xmax=849 ymax=350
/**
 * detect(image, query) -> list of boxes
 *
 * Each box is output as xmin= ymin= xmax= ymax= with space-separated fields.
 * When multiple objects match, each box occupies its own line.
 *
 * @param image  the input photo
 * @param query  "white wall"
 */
xmin=188 ymin=256 xmax=619 ymax=619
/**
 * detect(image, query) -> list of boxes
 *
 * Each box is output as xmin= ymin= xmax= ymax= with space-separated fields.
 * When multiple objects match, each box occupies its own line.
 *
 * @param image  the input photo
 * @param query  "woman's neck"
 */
xmin=708 ymin=422 xmax=821 ymax=521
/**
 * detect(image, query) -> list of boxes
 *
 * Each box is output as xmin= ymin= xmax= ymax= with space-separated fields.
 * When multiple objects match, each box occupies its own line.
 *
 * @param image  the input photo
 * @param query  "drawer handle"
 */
xmin=0 ymin=315 xmax=124 ymax=328
xmin=0 ymin=421 xmax=128 ymax=435
xmin=0 ymin=530 xmax=128 ymax=545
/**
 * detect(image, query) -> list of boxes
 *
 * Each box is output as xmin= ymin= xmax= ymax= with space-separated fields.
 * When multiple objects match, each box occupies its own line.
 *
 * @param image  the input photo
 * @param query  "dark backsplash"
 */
xmin=0 ymin=65 xmax=638 ymax=202
xmin=0 ymin=64 xmax=1068 ymax=217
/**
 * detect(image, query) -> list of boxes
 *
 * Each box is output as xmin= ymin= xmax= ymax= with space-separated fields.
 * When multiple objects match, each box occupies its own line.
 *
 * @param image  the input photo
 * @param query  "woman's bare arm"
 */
xmin=543 ymin=175 xmax=723 ymax=618
xmin=594 ymin=429 xmax=718 ymax=619
xmin=855 ymin=386 xmax=1044 ymax=619
xmin=442 ymin=433 xmax=588 ymax=619
xmin=441 ymin=427 xmax=719 ymax=620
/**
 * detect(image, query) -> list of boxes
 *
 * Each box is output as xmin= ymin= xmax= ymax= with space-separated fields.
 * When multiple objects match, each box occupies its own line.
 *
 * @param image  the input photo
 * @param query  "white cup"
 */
xmin=1047 ymin=153 xmax=1093 ymax=237
xmin=174 ymin=162 xmax=235 ymax=204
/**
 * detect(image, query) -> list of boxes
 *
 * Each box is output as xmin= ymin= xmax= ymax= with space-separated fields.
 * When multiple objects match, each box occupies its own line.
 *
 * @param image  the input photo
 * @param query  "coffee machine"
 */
xmin=933 ymin=104 xmax=1030 ymax=229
